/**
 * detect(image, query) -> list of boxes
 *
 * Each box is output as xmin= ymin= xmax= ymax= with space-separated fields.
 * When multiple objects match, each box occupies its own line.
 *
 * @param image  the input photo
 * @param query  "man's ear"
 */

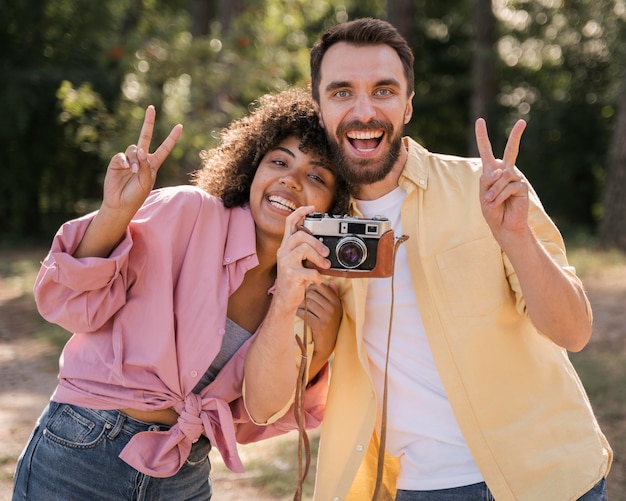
xmin=314 ymin=102 xmax=325 ymax=128
xmin=404 ymin=91 xmax=415 ymax=124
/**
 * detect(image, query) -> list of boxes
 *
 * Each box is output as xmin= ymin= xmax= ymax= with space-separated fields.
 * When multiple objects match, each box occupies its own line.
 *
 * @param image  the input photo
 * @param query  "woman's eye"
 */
xmin=308 ymin=172 xmax=327 ymax=185
xmin=272 ymin=159 xmax=287 ymax=167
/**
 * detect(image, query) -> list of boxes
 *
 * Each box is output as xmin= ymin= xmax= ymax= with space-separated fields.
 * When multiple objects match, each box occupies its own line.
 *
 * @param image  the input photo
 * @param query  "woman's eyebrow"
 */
xmin=275 ymin=146 xmax=296 ymax=158
xmin=275 ymin=145 xmax=334 ymax=173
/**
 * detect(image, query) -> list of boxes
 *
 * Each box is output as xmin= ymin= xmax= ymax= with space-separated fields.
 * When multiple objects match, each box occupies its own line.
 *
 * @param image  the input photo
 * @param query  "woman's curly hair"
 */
xmin=191 ymin=87 xmax=349 ymax=215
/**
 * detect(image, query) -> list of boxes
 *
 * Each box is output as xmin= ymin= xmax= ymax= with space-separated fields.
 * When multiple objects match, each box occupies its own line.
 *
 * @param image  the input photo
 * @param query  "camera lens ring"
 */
xmin=335 ymin=236 xmax=367 ymax=269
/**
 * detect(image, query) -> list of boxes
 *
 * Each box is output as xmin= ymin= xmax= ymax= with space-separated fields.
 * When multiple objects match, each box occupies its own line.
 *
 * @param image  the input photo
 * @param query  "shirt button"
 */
xmin=419 ymin=179 xmax=426 ymax=186
xmin=190 ymin=370 xmax=198 ymax=378
xmin=333 ymin=497 xmax=340 ymax=501
xmin=225 ymin=257 xmax=231 ymax=263
xmin=218 ymin=328 xmax=225 ymax=336
xmin=356 ymin=444 xmax=364 ymax=451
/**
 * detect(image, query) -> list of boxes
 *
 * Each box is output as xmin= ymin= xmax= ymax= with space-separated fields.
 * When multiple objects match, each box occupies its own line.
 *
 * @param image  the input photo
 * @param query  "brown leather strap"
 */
xmin=294 ymin=288 xmax=311 ymax=501
xmin=371 ymin=235 xmax=409 ymax=501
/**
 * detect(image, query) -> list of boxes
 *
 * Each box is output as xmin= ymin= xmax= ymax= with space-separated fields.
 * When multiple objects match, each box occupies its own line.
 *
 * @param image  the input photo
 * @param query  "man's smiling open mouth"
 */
xmin=346 ymin=130 xmax=384 ymax=153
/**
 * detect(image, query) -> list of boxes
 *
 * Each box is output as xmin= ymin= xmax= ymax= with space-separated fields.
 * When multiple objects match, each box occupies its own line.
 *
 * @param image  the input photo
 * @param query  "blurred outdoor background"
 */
xmin=1 ymin=0 xmax=626 ymax=248
xmin=1 ymin=0 xmax=626 ymax=499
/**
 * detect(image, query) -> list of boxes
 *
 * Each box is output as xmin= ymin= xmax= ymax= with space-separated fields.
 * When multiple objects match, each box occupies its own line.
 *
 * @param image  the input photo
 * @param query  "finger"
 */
xmin=293 ymin=241 xmax=330 ymax=269
xmin=488 ymin=178 xmax=527 ymax=207
xmin=307 ymin=283 xmax=339 ymax=307
xmin=109 ymin=152 xmax=130 ymax=170
xmin=124 ymin=145 xmax=139 ymax=173
xmin=474 ymin=118 xmax=496 ymax=170
xmin=501 ymin=119 xmax=526 ymax=169
xmin=137 ymin=105 xmax=156 ymax=153
xmin=282 ymin=206 xmax=315 ymax=245
xmin=149 ymin=124 xmax=183 ymax=171
xmin=137 ymin=148 xmax=151 ymax=171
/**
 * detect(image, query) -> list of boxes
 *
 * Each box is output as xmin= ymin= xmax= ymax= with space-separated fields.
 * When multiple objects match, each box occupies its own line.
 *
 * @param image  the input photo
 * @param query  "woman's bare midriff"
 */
xmin=120 ymin=407 xmax=179 ymax=426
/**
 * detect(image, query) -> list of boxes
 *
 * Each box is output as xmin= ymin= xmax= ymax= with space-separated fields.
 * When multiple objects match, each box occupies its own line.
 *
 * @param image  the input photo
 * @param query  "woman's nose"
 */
xmin=279 ymin=175 xmax=301 ymax=190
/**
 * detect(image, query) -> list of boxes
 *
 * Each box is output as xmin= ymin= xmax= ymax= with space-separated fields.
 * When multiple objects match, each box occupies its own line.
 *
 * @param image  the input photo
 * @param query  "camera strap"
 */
xmin=293 ymin=297 xmax=312 ymax=501
xmin=291 ymin=233 xmax=409 ymax=501
xmin=371 ymin=234 xmax=409 ymax=501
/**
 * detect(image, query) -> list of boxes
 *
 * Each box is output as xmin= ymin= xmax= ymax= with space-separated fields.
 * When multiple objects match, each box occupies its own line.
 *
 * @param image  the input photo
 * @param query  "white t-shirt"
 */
xmin=356 ymin=187 xmax=483 ymax=490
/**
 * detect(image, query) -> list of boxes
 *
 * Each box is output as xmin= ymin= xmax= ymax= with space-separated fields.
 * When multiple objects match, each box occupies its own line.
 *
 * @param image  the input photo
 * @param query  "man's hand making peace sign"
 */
xmin=475 ymin=117 xmax=529 ymax=241
xmin=474 ymin=118 xmax=592 ymax=352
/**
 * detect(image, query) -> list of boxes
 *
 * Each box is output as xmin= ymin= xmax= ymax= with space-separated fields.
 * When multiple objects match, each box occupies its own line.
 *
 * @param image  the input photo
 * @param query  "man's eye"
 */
xmin=335 ymin=90 xmax=349 ymax=98
xmin=376 ymin=88 xmax=392 ymax=96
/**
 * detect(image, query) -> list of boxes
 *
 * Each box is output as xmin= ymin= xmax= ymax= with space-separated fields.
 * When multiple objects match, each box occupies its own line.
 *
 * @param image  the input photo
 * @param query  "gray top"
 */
xmin=192 ymin=317 xmax=252 ymax=393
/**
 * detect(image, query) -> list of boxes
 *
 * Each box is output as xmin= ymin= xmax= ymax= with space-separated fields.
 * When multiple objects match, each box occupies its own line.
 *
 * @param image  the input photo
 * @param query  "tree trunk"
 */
xmin=387 ymin=0 xmax=414 ymax=44
xmin=469 ymin=0 xmax=496 ymax=155
xmin=189 ymin=0 xmax=217 ymax=37
xmin=599 ymin=63 xmax=626 ymax=250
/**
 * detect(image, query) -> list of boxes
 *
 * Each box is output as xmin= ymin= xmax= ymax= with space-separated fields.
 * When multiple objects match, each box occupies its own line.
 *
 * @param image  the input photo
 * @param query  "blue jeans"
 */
xmin=12 ymin=402 xmax=212 ymax=501
xmin=395 ymin=478 xmax=607 ymax=501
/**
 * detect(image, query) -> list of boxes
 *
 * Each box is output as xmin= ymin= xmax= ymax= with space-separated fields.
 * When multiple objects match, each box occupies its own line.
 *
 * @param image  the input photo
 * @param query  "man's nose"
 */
xmin=351 ymin=94 xmax=376 ymax=122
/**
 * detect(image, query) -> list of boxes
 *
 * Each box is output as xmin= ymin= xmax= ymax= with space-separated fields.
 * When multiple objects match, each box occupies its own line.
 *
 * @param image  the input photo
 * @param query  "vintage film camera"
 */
xmin=301 ymin=212 xmax=398 ymax=278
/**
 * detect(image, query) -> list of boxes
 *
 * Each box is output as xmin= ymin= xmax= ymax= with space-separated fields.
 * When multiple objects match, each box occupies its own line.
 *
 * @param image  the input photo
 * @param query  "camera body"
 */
xmin=302 ymin=212 xmax=395 ymax=278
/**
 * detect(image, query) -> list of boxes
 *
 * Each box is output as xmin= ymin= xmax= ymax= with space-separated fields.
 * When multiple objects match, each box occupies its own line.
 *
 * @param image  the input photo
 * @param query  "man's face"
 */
xmin=315 ymin=42 xmax=414 ymax=190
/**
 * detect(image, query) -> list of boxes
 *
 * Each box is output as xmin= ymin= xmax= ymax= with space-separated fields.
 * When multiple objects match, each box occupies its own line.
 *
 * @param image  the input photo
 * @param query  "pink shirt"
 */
xmin=34 ymin=185 xmax=327 ymax=478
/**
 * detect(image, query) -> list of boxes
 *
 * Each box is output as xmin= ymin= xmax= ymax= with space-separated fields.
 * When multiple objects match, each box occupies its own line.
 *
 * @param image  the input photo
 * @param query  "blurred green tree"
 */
xmin=2 ymin=0 xmax=625 ymax=246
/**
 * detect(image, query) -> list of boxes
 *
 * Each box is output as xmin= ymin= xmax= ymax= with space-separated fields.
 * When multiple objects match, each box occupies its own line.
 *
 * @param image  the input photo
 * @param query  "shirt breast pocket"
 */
xmin=435 ymin=238 xmax=511 ymax=318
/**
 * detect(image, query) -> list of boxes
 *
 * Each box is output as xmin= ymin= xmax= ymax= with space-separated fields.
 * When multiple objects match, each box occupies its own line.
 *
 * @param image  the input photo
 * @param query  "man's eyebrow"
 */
xmin=325 ymin=78 xmax=403 ymax=93
xmin=325 ymin=80 xmax=352 ymax=93
xmin=376 ymin=78 xmax=402 ymax=88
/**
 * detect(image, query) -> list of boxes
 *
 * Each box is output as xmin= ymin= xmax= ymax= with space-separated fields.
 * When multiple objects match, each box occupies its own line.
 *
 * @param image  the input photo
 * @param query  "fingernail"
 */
xmin=131 ymin=162 xmax=139 ymax=174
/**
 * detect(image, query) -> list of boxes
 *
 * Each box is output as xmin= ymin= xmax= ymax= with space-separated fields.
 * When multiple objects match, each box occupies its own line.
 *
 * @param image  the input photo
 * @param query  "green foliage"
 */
xmin=405 ymin=1 xmax=475 ymax=155
xmin=1 ymin=0 xmax=625 ymax=241
xmin=491 ymin=0 xmax=619 ymax=227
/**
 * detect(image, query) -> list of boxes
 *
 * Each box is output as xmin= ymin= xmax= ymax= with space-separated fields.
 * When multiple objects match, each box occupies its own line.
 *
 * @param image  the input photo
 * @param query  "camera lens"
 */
xmin=336 ymin=237 xmax=367 ymax=269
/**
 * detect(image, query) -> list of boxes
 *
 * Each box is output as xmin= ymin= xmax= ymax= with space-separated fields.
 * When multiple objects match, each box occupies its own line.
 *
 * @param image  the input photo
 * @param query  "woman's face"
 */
xmin=249 ymin=136 xmax=337 ymax=240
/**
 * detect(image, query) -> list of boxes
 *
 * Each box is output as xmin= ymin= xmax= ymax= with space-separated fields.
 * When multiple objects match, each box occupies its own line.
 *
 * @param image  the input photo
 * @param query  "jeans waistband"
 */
xmin=56 ymin=403 xmax=171 ymax=438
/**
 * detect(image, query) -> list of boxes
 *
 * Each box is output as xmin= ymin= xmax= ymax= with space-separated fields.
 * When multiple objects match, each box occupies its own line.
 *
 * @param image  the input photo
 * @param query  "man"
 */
xmin=306 ymin=17 xmax=612 ymax=501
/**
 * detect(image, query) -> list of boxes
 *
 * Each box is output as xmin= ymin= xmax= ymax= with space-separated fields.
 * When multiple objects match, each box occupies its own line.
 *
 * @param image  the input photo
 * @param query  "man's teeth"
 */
xmin=347 ymin=130 xmax=383 ymax=139
xmin=268 ymin=196 xmax=296 ymax=211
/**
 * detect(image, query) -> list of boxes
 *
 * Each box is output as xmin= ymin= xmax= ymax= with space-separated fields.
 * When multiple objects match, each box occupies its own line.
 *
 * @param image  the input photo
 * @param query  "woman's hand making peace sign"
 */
xmin=74 ymin=106 xmax=182 ymax=258
xmin=103 ymin=105 xmax=183 ymax=216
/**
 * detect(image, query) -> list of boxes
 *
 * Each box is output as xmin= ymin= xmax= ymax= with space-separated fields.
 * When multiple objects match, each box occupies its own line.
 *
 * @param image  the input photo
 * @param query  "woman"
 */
xmin=12 ymin=88 xmax=349 ymax=500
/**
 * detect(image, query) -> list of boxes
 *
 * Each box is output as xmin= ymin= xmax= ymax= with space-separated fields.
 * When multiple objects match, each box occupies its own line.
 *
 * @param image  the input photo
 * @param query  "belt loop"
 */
xmin=108 ymin=410 xmax=126 ymax=439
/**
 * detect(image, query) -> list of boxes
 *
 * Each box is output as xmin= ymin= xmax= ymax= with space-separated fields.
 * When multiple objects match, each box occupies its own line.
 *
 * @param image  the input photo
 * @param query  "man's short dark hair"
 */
xmin=310 ymin=18 xmax=415 ymax=102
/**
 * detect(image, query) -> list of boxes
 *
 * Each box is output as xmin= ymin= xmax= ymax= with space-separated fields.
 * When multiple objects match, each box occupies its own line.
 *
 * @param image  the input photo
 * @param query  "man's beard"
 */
xmin=327 ymin=121 xmax=403 ymax=190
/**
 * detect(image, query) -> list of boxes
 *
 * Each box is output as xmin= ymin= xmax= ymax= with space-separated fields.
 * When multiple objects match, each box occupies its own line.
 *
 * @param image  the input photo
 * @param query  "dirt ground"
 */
xmin=1 ymin=249 xmax=625 ymax=500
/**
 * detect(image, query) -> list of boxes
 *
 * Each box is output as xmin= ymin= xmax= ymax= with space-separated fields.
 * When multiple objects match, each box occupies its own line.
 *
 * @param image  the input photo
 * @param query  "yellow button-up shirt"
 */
xmin=313 ymin=137 xmax=612 ymax=501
